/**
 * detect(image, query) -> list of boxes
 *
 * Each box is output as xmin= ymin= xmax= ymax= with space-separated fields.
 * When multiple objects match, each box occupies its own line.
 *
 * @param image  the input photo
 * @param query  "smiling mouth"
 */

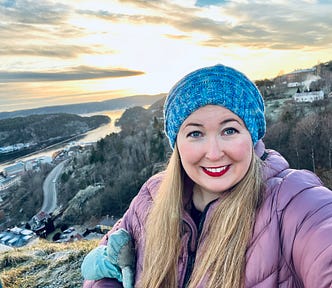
xmin=202 ymin=165 xmax=230 ymax=177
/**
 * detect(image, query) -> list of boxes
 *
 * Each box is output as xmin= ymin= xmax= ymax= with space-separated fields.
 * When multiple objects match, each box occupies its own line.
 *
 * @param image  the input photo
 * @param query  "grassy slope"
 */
xmin=0 ymin=239 xmax=99 ymax=288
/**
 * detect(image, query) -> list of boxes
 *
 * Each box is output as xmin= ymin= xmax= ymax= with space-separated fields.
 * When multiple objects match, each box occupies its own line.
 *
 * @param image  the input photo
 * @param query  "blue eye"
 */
xmin=187 ymin=131 xmax=202 ymax=138
xmin=223 ymin=127 xmax=238 ymax=136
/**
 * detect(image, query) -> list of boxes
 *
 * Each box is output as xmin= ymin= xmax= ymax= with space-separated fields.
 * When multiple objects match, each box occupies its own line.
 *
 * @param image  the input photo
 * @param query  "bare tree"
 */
xmin=321 ymin=111 xmax=332 ymax=169
xmin=295 ymin=114 xmax=320 ymax=172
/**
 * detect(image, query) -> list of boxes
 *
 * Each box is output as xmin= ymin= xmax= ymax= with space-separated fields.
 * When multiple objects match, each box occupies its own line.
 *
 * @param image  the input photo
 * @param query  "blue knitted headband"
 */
xmin=164 ymin=64 xmax=266 ymax=149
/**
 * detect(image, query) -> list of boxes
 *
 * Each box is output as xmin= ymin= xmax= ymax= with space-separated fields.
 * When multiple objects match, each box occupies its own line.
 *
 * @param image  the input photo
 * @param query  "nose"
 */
xmin=204 ymin=136 xmax=224 ymax=161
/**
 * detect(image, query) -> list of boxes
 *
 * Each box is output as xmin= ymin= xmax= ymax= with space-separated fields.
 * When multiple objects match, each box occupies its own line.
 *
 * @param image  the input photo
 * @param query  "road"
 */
xmin=41 ymin=160 xmax=68 ymax=214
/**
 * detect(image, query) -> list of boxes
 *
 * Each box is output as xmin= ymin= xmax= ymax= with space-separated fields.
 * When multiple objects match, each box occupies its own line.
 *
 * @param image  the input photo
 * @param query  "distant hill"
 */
xmin=0 ymin=113 xmax=110 ymax=147
xmin=0 ymin=113 xmax=110 ymax=164
xmin=0 ymin=93 xmax=166 ymax=120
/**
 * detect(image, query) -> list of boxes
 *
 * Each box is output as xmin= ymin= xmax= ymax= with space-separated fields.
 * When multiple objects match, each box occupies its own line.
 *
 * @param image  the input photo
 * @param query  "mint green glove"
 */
xmin=81 ymin=245 xmax=122 ymax=281
xmin=81 ymin=229 xmax=135 ymax=288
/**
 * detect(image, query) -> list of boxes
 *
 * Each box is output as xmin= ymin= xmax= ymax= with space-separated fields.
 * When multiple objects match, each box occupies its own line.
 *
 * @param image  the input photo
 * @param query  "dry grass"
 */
xmin=317 ymin=169 xmax=332 ymax=190
xmin=0 ymin=239 xmax=99 ymax=288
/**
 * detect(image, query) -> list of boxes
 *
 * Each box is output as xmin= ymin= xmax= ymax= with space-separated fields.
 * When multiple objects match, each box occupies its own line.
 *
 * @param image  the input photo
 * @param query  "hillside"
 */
xmin=56 ymin=98 xmax=170 ymax=225
xmin=0 ymin=238 xmax=98 ymax=288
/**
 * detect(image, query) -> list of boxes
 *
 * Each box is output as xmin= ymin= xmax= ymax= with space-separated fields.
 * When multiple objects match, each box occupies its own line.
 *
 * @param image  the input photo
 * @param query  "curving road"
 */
xmin=41 ymin=160 xmax=68 ymax=214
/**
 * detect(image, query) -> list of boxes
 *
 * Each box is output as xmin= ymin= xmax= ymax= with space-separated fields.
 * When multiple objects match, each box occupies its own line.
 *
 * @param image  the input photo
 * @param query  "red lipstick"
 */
xmin=202 ymin=165 xmax=230 ymax=177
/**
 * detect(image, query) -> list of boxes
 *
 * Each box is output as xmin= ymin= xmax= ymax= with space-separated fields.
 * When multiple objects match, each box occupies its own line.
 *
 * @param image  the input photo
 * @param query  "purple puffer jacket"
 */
xmin=83 ymin=141 xmax=332 ymax=287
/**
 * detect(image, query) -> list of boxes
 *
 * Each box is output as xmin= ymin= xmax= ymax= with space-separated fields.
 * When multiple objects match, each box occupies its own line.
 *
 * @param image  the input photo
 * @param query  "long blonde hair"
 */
xmin=139 ymin=145 xmax=263 ymax=288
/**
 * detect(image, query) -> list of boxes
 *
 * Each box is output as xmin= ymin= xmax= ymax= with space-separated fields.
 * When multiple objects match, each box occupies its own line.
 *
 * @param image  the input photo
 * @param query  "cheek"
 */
xmin=177 ymin=139 xmax=203 ymax=166
xmin=178 ymin=145 xmax=199 ymax=164
xmin=230 ymin=138 xmax=253 ymax=163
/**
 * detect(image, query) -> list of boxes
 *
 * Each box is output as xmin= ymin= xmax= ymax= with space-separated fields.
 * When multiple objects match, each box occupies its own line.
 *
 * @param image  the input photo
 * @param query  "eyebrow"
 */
xmin=183 ymin=118 xmax=241 ymax=128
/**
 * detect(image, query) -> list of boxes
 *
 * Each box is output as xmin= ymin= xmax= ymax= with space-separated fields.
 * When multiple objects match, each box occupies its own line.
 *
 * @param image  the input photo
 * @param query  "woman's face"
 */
xmin=177 ymin=105 xmax=253 ymax=203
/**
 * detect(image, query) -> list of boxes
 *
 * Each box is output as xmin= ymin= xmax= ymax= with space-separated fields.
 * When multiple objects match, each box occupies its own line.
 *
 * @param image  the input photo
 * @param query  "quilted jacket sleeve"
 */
xmin=83 ymin=279 xmax=123 ymax=288
xmin=82 ymin=173 xmax=161 ymax=288
xmin=278 ymin=170 xmax=332 ymax=287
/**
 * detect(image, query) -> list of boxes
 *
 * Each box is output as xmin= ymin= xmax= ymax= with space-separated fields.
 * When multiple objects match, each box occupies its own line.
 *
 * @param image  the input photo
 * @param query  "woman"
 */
xmin=82 ymin=64 xmax=332 ymax=287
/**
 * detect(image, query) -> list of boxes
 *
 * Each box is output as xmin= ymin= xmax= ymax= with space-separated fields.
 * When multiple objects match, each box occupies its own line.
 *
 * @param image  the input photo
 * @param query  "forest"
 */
xmin=265 ymin=99 xmax=331 ymax=185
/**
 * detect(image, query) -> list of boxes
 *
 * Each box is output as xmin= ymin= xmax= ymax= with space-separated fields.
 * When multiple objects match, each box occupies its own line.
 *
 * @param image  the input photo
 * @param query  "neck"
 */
xmin=192 ymin=185 xmax=219 ymax=212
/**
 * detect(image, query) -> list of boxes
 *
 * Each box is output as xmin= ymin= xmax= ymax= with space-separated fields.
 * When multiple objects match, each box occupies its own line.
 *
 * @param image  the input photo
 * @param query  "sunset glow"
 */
xmin=0 ymin=0 xmax=331 ymax=112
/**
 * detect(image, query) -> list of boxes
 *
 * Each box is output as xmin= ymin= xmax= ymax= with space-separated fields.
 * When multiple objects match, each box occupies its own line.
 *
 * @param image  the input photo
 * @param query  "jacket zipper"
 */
xmin=182 ymin=202 xmax=212 ymax=287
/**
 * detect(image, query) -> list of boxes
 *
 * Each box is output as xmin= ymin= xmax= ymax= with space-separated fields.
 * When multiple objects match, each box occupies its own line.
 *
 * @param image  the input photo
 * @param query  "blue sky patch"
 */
xmin=1 ymin=0 xmax=16 ymax=8
xmin=195 ymin=0 xmax=227 ymax=7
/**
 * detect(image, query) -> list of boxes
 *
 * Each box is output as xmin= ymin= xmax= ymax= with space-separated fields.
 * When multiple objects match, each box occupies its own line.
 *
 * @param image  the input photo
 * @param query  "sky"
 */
xmin=0 ymin=0 xmax=332 ymax=112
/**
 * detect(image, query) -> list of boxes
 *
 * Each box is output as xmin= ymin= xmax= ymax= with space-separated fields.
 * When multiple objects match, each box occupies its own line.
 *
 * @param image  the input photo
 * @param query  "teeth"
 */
xmin=205 ymin=166 xmax=227 ymax=173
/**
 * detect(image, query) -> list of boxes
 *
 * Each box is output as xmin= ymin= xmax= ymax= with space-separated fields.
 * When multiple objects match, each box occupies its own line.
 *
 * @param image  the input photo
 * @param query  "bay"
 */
xmin=0 ymin=109 xmax=125 ymax=171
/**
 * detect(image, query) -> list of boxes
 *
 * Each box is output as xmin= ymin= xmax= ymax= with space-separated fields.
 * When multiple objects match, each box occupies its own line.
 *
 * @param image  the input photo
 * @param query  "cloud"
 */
xmin=117 ymin=0 xmax=173 ymax=11
xmin=0 ymin=81 xmax=130 ymax=112
xmin=76 ymin=9 xmax=163 ymax=25
xmin=77 ymin=0 xmax=198 ymax=25
xmin=0 ymin=0 xmax=70 ymax=24
xmin=0 ymin=45 xmax=103 ymax=58
xmin=0 ymin=66 xmax=145 ymax=83
xmin=0 ymin=21 xmax=86 ymax=45
xmin=223 ymin=2 xmax=332 ymax=49
xmin=99 ymin=0 xmax=332 ymax=50
xmin=2 ymin=0 xmax=332 ymax=54
xmin=0 ymin=5 xmax=115 ymax=59
xmin=164 ymin=34 xmax=190 ymax=40
xmin=167 ymin=2 xmax=332 ymax=49
xmin=0 ymin=1 xmax=89 ymax=58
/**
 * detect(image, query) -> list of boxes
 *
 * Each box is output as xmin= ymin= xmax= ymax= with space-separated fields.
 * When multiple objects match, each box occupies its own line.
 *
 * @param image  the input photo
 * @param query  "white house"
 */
xmin=3 ymin=162 xmax=25 ymax=177
xmin=0 ymin=175 xmax=20 ymax=191
xmin=293 ymin=90 xmax=324 ymax=103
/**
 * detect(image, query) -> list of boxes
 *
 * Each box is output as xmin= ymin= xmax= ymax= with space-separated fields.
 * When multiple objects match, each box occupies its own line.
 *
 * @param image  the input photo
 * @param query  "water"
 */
xmin=0 ymin=109 xmax=125 ymax=171
xmin=79 ymin=109 xmax=124 ymax=142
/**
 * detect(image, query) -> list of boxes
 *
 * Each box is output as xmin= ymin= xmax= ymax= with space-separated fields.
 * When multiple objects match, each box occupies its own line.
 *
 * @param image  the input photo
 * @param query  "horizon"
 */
xmin=0 ymin=93 xmax=164 ymax=114
xmin=1 ymin=0 xmax=332 ymax=112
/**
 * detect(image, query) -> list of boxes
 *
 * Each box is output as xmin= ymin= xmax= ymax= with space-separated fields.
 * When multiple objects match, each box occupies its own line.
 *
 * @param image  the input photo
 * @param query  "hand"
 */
xmin=81 ymin=229 xmax=135 ymax=288
xmin=107 ymin=229 xmax=135 ymax=288
xmin=81 ymin=245 xmax=122 ymax=281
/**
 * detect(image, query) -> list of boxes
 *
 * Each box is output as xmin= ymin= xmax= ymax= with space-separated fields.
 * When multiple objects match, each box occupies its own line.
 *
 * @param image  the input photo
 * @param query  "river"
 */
xmin=0 ymin=109 xmax=125 ymax=171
